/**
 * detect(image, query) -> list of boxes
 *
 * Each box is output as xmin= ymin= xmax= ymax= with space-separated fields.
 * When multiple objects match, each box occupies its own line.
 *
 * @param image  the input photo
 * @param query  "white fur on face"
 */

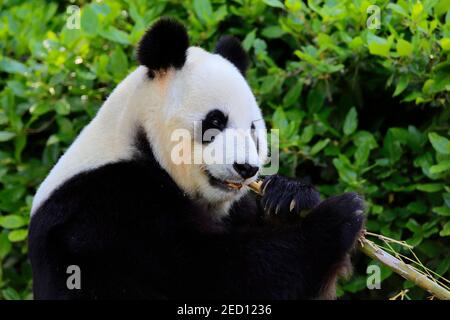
xmin=31 ymin=47 xmax=268 ymax=217
xmin=144 ymin=47 xmax=268 ymax=207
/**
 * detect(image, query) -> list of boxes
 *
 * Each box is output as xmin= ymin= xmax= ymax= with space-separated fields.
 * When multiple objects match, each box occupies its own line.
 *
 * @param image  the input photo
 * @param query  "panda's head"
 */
xmin=135 ymin=18 xmax=268 ymax=208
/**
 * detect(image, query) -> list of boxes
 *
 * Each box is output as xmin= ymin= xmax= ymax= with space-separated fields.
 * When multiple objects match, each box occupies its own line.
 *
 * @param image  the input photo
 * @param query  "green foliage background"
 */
xmin=0 ymin=0 xmax=449 ymax=300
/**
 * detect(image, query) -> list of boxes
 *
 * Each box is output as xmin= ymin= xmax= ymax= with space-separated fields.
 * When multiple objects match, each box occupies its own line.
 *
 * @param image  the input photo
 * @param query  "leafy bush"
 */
xmin=0 ymin=0 xmax=449 ymax=300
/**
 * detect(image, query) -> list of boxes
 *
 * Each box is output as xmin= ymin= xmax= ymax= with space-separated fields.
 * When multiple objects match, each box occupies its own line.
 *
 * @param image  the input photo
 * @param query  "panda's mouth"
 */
xmin=203 ymin=169 xmax=243 ymax=192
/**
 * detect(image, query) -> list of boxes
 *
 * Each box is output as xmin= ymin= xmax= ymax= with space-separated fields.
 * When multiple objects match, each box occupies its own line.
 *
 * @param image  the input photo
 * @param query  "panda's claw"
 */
xmin=260 ymin=174 xmax=320 ymax=219
xmin=289 ymin=199 xmax=296 ymax=212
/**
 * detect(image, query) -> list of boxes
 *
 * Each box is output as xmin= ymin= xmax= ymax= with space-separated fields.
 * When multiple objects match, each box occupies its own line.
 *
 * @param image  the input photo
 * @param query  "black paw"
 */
xmin=260 ymin=174 xmax=320 ymax=218
xmin=305 ymin=192 xmax=365 ymax=253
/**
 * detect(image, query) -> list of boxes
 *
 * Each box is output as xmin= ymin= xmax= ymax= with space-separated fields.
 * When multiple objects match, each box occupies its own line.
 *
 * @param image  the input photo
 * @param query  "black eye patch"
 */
xmin=201 ymin=109 xmax=228 ymax=143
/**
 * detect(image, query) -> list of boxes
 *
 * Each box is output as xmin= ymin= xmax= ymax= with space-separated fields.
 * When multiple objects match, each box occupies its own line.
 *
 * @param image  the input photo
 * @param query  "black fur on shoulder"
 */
xmin=215 ymin=35 xmax=248 ymax=75
xmin=260 ymin=174 xmax=321 ymax=218
xmin=137 ymin=17 xmax=189 ymax=78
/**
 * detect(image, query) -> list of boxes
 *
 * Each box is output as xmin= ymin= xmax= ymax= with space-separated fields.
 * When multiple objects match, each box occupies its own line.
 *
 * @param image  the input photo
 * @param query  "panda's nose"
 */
xmin=233 ymin=163 xmax=259 ymax=179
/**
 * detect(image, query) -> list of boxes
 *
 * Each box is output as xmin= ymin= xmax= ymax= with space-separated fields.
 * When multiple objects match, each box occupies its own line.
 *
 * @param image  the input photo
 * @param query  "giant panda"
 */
xmin=29 ymin=18 xmax=365 ymax=300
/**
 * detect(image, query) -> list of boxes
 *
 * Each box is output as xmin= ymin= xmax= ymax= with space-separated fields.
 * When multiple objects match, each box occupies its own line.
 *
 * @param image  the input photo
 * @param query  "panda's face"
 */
xmin=182 ymin=48 xmax=267 ymax=203
xmin=137 ymin=19 xmax=267 ymax=209
xmin=147 ymin=47 xmax=267 ymax=205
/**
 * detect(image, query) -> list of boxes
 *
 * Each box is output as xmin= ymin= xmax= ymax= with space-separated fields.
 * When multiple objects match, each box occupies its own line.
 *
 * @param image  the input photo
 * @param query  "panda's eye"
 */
xmin=201 ymin=109 xmax=228 ymax=144
xmin=204 ymin=110 xmax=227 ymax=129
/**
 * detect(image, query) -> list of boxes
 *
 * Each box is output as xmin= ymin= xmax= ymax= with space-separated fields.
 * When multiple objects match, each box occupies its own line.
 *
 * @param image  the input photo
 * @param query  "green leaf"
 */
xmin=349 ymin=36 xmax=364 ymax=50
xmin=440 ymin=38 xmax=450 ymax=51
xmin=0 ymin=233 xmax=12 ymax=259
xmin=100 ymin=26 xmax=130 ymax=45
xmin=402 ymin=91 xmax=422 ymax=102
xmin=8 ymin=80 xmax=26 ymax=97
xmin=285 ymin=0 xmax=302 ymax=11
xmin=406 ymin=218 xmax=422 ymax=234
xmin=333 ymin=156 xmax=357 ymax=184
xmin=194 ymin=0 xmax=213 ymax=24
xmin=411 ymin=2 xmax=424 ymax=20
xmin=272 ymin=107 xmax=288 ymax=131
xmin=444 ymin=193 xmax=450 ymax=207
xmin=436 ymin=256 xmax=450 ymax=275
xmin=387 ymin=3 xmax=408 ymax=17
xmin=310 ymin=138 xmax=330 ymax=155
xmin=343 ymin=107 xmax=358 ymax=135
xmin=433 ymin=206 xmax=450 ymax=216
xmin=430 ymin=160 xmax=450 ymax=174
xmin=407 ymin=125 xmax=426 ymax=150
xmin=262 ymin=26 xmax=285 ymax=38
xmin=295 ymin=50 xmax=320 ymax=65
xmin=306 ymin=87 xmax=325 ymax=114
xmin=109 ymin=47 xmax=128 ymax=78
xmin=259 ymin=75 xmax=278 ymax=94
xmin=367 ymin=34 xmax=391 ymax=57
xmin=393 ymin=75 xmax=409 ymax=96
xmin=407 ymin=201 xmax=427 ymax=214
xmin=253 ymin=39 xmax=267 ymax=56
xmin=416 ymin=183 xmax=444 ymax=193
xmin=0 ymin=215 xmax=26 ymax=229
xmin=440 ymin=222 xmax=450 ymax=237
xmin=299 ymin=125 xmax=314 ymax=144
xmin=396 ymin=39 xmax=413 ymax=56
xmin=81 ymin=5 xmax=99 ymax=35
xmin=342 ymin=276 xmax=367 ymax=293
xmin=435 ymin=0 xmax=450 ymax=16
xmin=14 ymin=133 xmax=26 ymax=162
xmin=213 ymin=5 xmax=227 ymax=23
xmin=8 ymin=229 xmax=28 ymax=242
xmin=242 ymin=29 xmax=256 ymax=51
xmin=2 ymin=288 xmax=21 ymax=300
xmin=354 ymin=131 xmax=378 ymax=149
xmin=355 ymin=143 xmax=370 ymax=166
xmin=55 ymin=99 xmax=71 ymax=116
xmin=0 ymin=57 xmax=27 ymax=74
xmin=428 ymin=132 xmax=450 ymax=154
xmin=348 ymin=36 xmax=364 ymax=50
xmin=0 ymin=131 xmax=16 ymax=142
xmin=283 ymin=81 xmax=303 ymax=107
xmin=263 ymin=0 xmax=285 ymax=9
xmin=371 ymin=205 xmax=384 ymax=215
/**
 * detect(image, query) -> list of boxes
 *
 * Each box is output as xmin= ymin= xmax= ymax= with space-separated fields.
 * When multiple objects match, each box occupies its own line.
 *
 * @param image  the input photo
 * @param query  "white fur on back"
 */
xmin=31 ymin=68 xmax=148 ymax=215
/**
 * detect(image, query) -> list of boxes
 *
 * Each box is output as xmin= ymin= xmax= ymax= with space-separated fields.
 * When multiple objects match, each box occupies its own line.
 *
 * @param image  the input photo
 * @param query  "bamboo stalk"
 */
xmin=247 ymin=181 xmax=450 ymax=300
xmin=359 ymin=239 xmax=450 ymax=300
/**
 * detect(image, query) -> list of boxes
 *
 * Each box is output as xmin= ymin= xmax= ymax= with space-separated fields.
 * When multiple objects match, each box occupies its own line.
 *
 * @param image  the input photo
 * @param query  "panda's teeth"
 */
xmin=226 ymin=181 xmax=243 ymax=190
xmin=203 ymin=168 xmax=243 ymax=191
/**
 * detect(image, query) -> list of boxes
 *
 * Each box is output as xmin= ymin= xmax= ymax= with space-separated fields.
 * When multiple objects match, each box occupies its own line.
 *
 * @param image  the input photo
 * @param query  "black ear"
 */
xmin=137 ymin=18 xmax=189 ymax=78
xmin=215 ymin=36 xmax=248 ymax=75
